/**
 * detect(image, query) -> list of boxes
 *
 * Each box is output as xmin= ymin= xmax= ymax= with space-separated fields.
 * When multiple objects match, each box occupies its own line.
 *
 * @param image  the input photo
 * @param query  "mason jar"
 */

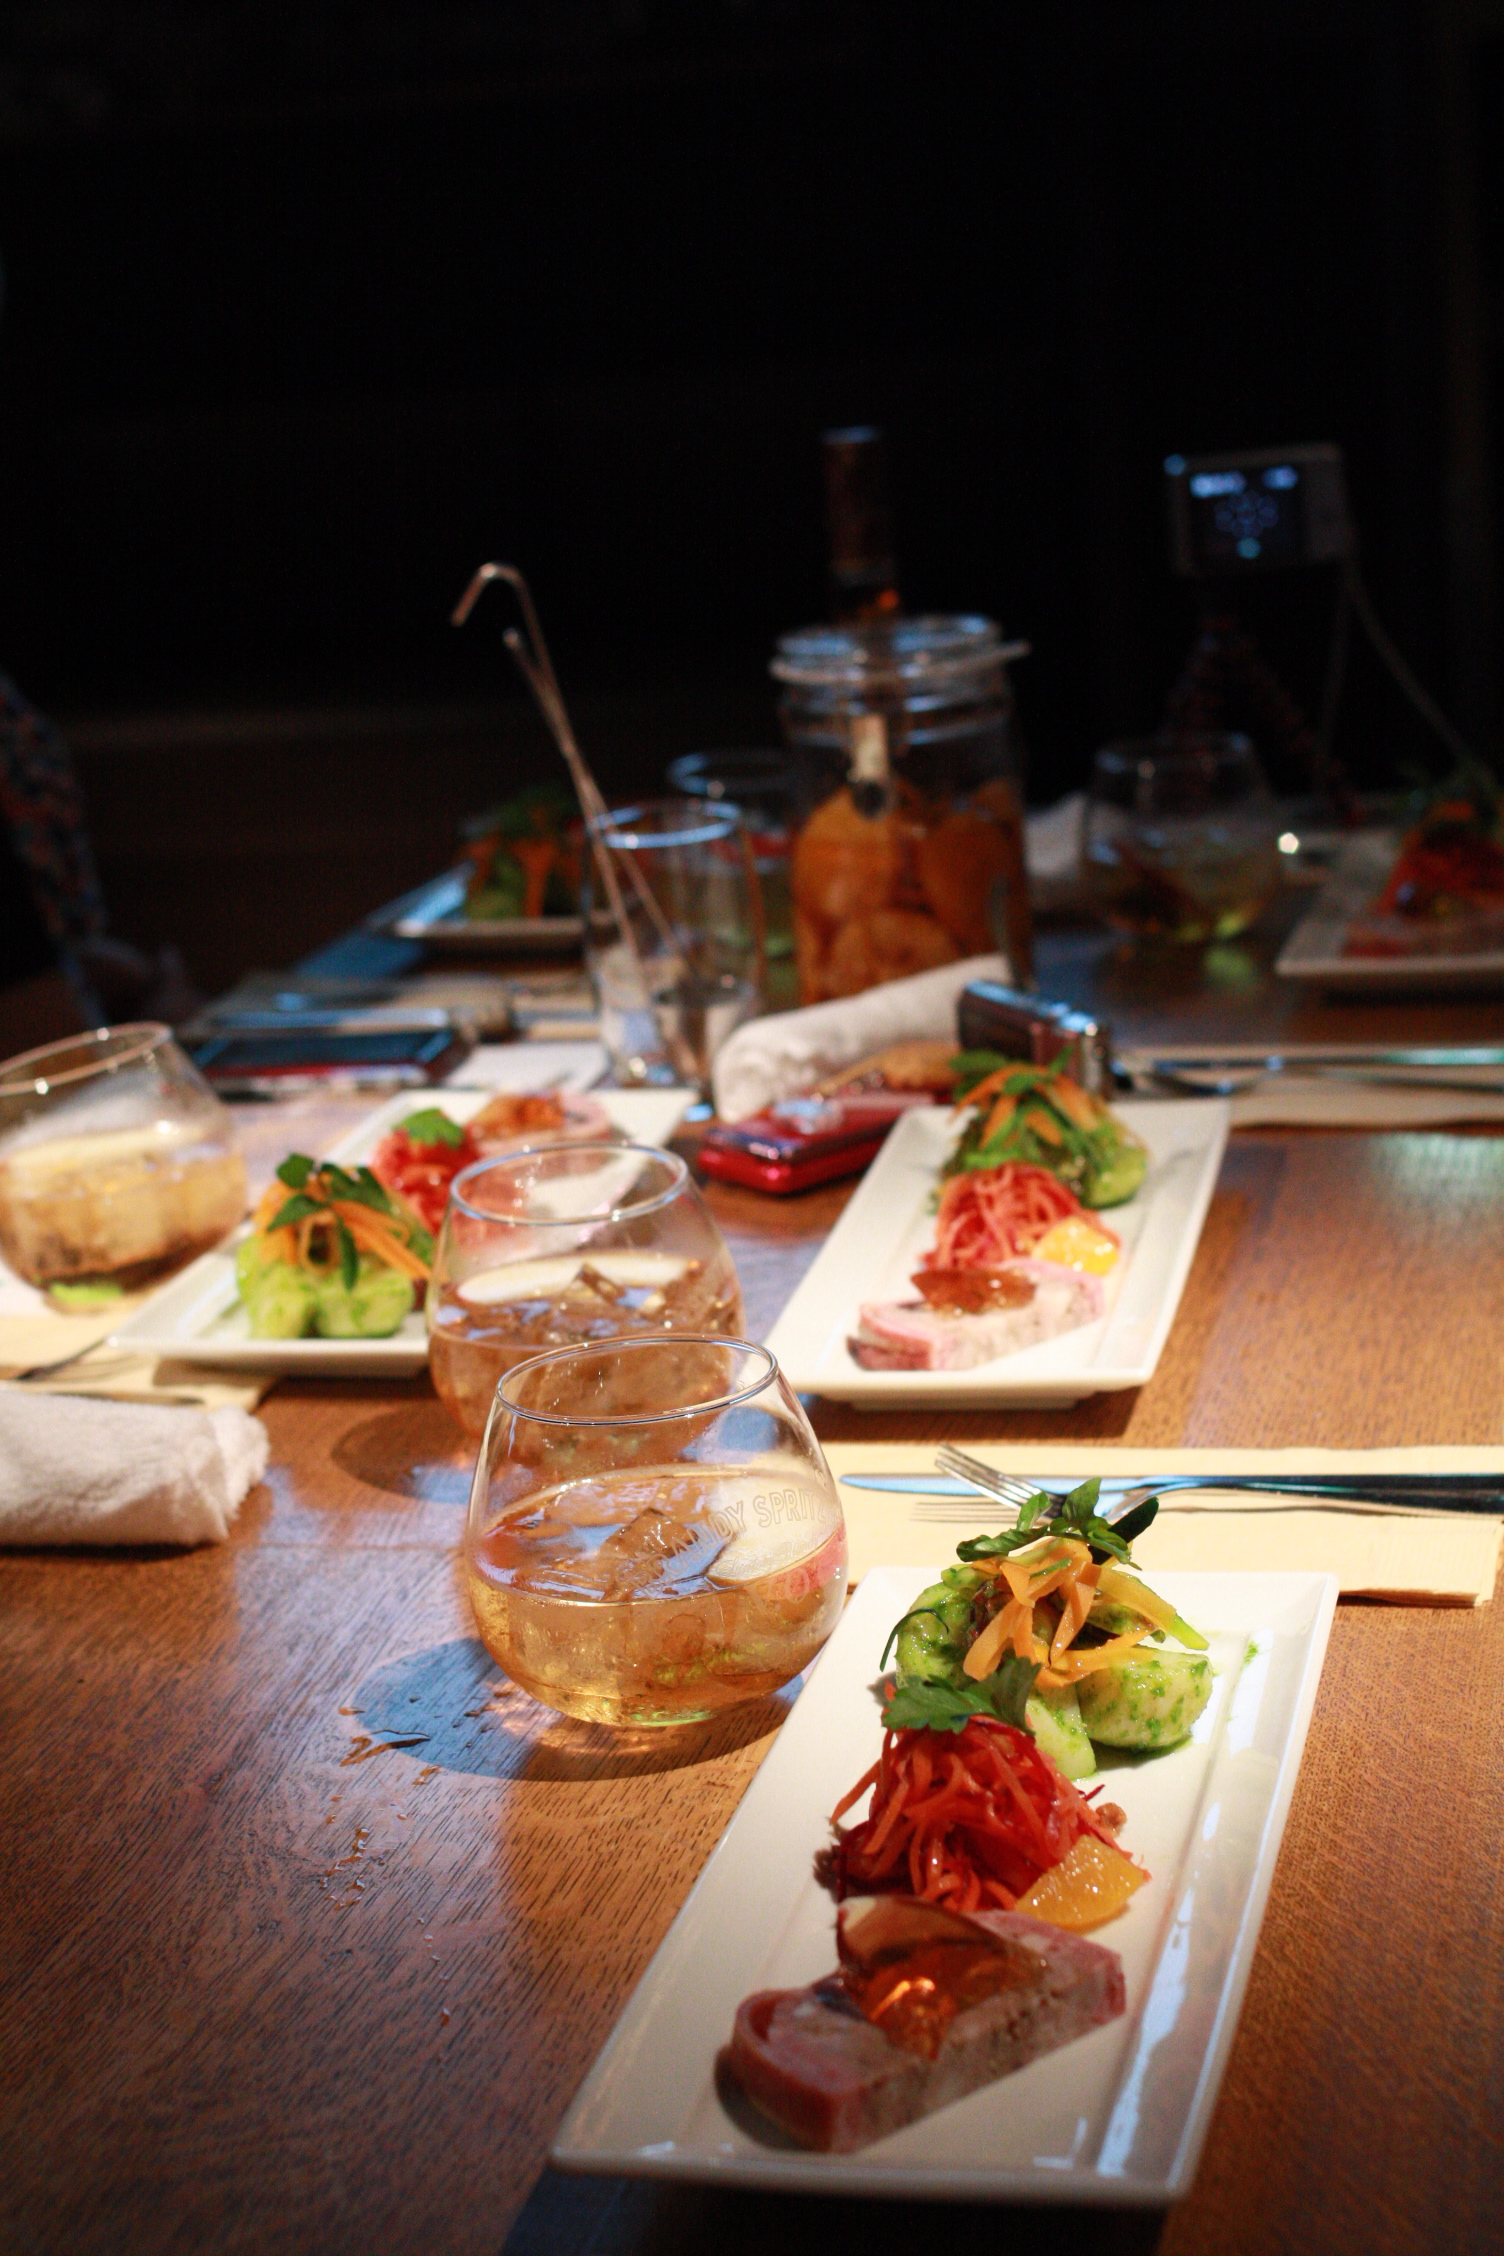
xmin=770 ymin=615 xmax=1032 ymax=1003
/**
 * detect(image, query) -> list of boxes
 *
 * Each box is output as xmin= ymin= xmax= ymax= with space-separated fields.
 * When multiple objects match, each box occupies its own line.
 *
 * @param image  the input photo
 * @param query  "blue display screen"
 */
xmin=1186 ymin=464 xmax=1305 ymax=567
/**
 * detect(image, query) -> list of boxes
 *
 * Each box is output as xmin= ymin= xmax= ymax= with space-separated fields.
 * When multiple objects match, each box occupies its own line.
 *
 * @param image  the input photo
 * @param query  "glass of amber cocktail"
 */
xmin=427 ymin=1142 xmax=743 ymax=1438
xmin=463 ymin=1336 xmax=847 ymax=1726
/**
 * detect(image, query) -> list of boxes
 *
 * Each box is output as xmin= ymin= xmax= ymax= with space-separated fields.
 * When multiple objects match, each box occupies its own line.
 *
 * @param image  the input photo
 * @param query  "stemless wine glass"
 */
xmin=0 ymin=1023 xmax=244 ymax=1290
xmin=427 ymin=1141 xmax=744 ymax=1438
xmin=464 ymin=1335 xmax=848 ymax=1725
xmin=1081 ymin=732 xmax=1282 ymax=943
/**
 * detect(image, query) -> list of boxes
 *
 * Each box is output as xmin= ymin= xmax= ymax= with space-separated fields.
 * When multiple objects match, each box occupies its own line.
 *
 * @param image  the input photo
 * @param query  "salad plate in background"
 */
xmin=1276 ymin=830 xmax=1504 ymax=991
xmin=765 ymin=1096 xmax=1229 ymax=1408
xmin=107 ymin=1083 xmax=694 ymax=1376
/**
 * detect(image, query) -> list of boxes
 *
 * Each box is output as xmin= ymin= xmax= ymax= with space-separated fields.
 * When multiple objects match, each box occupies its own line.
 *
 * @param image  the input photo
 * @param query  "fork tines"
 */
xmin=932 ymin=1445 xmax=1036 ymax=1517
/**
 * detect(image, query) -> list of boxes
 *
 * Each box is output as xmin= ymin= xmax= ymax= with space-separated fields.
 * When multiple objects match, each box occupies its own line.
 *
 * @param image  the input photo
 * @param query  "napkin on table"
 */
xmin=0 ymin=1260 xmax=268 ymax=1407
xmin=711 ymin=952 xmax=1011 ymax=1123
xmin=821 ymin=1441 xmax=1504 ymax=1606
xmin=0 ymin=1391 xmax=269 ymax=1546
xmin=1228 ymin=1078 xmax=1504 ymax=1130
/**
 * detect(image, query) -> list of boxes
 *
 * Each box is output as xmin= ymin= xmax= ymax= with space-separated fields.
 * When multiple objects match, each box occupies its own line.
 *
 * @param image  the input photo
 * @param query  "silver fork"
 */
xmin=920 ymin=1447 xmax=1489 ymax=1523
xmin=931 ymin=1446 xmax=1046 ymax=1521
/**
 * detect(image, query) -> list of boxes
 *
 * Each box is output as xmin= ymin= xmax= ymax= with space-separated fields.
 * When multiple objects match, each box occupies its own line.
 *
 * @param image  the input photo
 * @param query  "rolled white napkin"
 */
xmin=0 ymin=1392 xmax=269 ymax=1547
xmin=711 ymin=953 xmax=1009 ymax=1123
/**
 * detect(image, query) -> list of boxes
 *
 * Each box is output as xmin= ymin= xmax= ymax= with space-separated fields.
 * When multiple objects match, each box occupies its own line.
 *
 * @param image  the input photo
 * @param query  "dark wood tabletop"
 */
xmin=4 ymin=913 xmax=1504 ymax=2256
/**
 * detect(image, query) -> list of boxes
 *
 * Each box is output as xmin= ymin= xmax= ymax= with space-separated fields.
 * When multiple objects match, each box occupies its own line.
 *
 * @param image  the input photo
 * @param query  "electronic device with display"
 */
xmin=1165 ymin=442 xmax=1354 ymax=578
xmin=1158 ymin=437 xmax=1478 ymax=802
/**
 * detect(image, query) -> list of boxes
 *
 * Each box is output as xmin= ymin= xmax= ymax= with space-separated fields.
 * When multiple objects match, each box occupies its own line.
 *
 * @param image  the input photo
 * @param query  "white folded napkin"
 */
xmin=0 ymin=1392 xmax=269 ymax=1546
xmin=711 ymin=953 xmax=1010 ymax=1122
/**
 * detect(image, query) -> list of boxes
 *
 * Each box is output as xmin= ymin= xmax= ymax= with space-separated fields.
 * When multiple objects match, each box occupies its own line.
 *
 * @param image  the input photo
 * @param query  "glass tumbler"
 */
xmin=0 ymin=1022 xmax=245 ymax=1291
xmin=581 ymin=798 xmax=764 ymax=1090
xmin=427 ymin=1140 xmax=744 ymax=1438
xmin=464 ymin=1335 xmax=848 ymax=1725
xmin=1081 ymin=732 xmax=1282 ymax=943
xmin=666 ymin=751 xmax=799 ymax=1008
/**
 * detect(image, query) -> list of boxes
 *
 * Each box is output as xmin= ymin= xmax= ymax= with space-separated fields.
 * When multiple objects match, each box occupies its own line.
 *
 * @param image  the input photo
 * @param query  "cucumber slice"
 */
xmin=1077 ymin=1651 xmax=1212 ymax=1750
xmin=1025 ymin=1684 xmax=1096 ymax=1779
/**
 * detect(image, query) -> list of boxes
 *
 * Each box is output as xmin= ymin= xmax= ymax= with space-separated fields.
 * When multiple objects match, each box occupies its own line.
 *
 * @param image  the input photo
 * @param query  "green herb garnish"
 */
xmin=881 ymin=1654 xmax=1039 ymax=1734
xmin=267 ymin=1192 xmax=324 ymax=1231
xmin=955 ymin=1476 xmax=1160 ymax=1568
xmin=399 ymin=1107 xmax=465 ymax=1149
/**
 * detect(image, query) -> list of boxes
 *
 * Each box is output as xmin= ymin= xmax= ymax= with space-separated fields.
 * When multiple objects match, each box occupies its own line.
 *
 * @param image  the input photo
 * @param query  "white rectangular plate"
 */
xmin=553 ymin=1564 xmax=1338 ymax=2205
xmin=378 ymin=867 xmax=584 ymax=952
xmin=1276 ymin=831 xmax=1504 ymax=989
xmin=107 ymin=1084 xmax=695 ymax=1376
xmin=764 ymin=1099 xmax=1229 ymax=1407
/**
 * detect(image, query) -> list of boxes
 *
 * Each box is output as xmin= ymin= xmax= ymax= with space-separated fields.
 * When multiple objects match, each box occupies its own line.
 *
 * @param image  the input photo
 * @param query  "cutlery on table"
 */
xmin=1116 ymin=1043 xmax=1504 ymax=1100
xmin=832 ymin=1446 xmax=1504 ymax=1521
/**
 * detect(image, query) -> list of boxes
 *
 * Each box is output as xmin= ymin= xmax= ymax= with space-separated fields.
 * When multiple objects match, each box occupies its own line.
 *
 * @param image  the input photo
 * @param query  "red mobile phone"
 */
xmin=699 ymin=1091 xmax=932 ymax=1195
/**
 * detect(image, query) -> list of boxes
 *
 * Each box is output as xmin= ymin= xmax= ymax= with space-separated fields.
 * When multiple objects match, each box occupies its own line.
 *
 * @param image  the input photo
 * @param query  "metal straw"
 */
xmin=451 ymin=562 xmax=676 ymax=960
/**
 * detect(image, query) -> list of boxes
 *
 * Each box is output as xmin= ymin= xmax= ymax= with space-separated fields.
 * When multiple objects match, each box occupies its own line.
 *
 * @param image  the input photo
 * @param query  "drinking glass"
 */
xmin=427 ymin=1141 xmax=744 ymax=1438
xmin=666 ymin=751 xmax=798 ymax=1008
xmin=0 ymin=1023 xmax=244 ymax=1291
xmin=581 ymin=798 xmax=764 ymax=1090
xmin=1081 ymin=732 xmax=1282 ymax=943
xmin=464 ymin=1335 xmax=847 ymax=1725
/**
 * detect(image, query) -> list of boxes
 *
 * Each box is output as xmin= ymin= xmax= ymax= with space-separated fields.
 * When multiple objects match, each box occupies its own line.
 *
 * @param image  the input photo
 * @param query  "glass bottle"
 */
xmin=771 ymin=614 xmax=1033 ymax=1001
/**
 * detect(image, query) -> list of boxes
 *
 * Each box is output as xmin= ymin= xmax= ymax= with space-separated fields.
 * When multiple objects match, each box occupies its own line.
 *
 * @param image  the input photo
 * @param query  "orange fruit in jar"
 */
xmin=914 ymin=808 xmax=1015 ymax=957
xmin=825 ymin=908 xmax=958 ymax=996
xmin=1015 ymin=1834 xmax=1147 ymax=1930
xmin=791 ymin=789 xmax=900 ymax=929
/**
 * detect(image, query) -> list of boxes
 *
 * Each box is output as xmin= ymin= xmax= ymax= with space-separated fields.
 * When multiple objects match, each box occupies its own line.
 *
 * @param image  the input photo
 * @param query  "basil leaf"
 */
xmin=276 ymin=1153 xmax=315 ymax=1190
xmin=1107 ymin=1496 xmax=1160 ymax=1547
xmin=1057 ymin=1476 xmax=1103 ymax=1527
xmin=335 ymin=1218 xmax=359 ymax=1291
xmin=325 ymin=1166 xmax=396 ymax=1215
xmin=268 ymin=1194 xmax=324 ymax=1230
xmin=399 ymin=1107 xmax=465 ymax=1149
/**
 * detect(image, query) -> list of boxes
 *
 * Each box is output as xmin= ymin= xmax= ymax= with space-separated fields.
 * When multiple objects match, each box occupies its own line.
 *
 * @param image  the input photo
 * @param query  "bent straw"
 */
xmin=451 ymin=562 xmax=675 ymax=961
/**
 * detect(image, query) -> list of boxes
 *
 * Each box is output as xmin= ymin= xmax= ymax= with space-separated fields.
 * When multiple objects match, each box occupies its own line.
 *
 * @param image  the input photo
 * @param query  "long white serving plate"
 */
xmin=1276 ymin=830 xmax=1504 ymax=990
xmin=107 ymin=1084 xmax=694 ymax=1376
xmin=764 ymin=1098 xmax=1229 ymax=1408
xmin=553 ymin=1564 xmax=1338 ymax=2205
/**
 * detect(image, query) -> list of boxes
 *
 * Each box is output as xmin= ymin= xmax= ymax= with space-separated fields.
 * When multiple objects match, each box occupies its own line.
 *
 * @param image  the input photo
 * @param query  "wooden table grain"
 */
xmin=4 ymin=1052 xmax=1504 ymax=2249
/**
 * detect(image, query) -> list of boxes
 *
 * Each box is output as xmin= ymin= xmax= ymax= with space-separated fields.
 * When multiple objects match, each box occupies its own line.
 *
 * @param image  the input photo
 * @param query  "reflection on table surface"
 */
xmin=4 ymin=896 xmax=1503 ymax=2256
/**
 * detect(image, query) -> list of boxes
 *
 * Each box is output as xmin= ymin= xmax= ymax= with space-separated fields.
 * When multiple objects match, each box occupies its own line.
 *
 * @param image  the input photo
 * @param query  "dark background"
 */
xmin=1 ymin=0 xmax=1502 ymax=985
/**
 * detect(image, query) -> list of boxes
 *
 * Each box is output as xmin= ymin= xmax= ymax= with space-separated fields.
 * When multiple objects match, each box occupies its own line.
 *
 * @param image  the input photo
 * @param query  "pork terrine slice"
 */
xmin=848 ymin=1259 xmax=1105 ymax=1372
xmin=724 ymin=1898 xmax=1125 ymax=2153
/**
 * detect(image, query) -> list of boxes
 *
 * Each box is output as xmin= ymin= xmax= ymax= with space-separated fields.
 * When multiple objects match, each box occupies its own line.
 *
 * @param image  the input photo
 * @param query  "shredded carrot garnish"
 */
xmin=826 ymin=1715 xmax=1136 ymax=1915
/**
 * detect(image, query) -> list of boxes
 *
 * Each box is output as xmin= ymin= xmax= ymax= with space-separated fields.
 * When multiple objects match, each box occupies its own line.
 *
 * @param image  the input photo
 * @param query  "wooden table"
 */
xmin=5 ymin=926 xmax=1504 ymax=2256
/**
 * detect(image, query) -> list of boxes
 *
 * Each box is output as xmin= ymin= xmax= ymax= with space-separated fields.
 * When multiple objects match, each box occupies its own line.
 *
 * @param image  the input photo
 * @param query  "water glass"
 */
xmin=426 ymin=1140 xmax=744 ymax=1438
xmin=666 ymin=751 xmax=798 ymax=1007
xmin=464 ymin=1335 xmax=847 ymax=1725
xmin=581 ymin=798 xmax=764 ymax=1090
xmin=1081 ymin=732 xmax=1282 ymax=943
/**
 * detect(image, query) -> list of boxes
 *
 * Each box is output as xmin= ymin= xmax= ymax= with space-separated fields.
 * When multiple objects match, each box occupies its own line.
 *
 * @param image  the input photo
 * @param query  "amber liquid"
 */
xmin=429 ymin=1246 xmax=743 ymax=1438
xmin=0 ymin=1129 xmax=246 ymax=1287
xmin=467 ymin=1464 xmax=847 ymax=1725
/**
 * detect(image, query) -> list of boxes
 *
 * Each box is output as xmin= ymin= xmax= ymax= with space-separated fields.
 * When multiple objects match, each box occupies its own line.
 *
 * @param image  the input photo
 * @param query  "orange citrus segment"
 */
xmin=1015 ymin=1835 xmax=1147 ymax=1931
